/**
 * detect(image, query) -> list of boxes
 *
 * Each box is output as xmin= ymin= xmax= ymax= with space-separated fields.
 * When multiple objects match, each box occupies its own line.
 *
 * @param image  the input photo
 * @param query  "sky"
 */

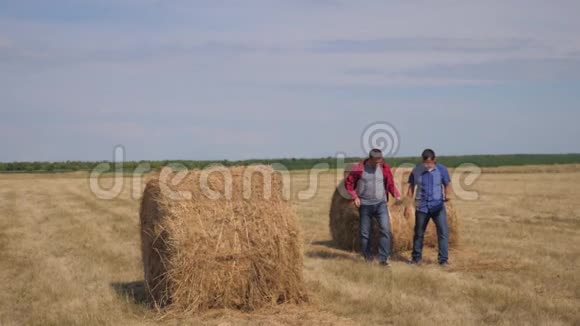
xmin=1 ymin=0 xmax=579 ymax=162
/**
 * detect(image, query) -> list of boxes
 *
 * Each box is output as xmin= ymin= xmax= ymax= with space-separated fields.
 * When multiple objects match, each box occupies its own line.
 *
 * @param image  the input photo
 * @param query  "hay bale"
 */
xmin=342 ymin=162 xmax=358 ymax=178
xmin=329 ymin=179 xmax=458 ymax=254
xmin=140 ymin=165 xmax=308 ymax=312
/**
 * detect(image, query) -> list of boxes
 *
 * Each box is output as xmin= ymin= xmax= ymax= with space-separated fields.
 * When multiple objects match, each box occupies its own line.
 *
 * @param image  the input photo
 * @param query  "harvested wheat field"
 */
xmin=0 ymin=165 xmax=579 ymax=325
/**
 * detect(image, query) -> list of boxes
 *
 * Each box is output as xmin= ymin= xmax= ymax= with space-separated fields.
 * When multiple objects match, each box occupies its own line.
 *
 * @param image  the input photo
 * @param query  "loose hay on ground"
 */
xmin=140 ymin=165 xmax=308 ymax=313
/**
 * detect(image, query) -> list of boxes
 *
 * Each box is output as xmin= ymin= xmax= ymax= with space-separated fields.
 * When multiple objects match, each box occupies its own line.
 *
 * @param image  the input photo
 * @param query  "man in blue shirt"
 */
xmin=407 ymin=149 xmax=452 ymax=266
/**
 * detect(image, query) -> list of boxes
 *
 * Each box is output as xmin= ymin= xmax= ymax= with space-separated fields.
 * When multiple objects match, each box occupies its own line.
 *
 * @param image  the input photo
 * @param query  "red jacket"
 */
xmin=344 ymin=159 xmax=400 ymax=201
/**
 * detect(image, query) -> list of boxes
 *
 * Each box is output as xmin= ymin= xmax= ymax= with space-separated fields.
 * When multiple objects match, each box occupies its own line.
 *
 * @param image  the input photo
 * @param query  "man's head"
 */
xmin=368 ymin=149 xmax=384 ymax=167
xmin=421 ymin=148 xmax=436 ymax=169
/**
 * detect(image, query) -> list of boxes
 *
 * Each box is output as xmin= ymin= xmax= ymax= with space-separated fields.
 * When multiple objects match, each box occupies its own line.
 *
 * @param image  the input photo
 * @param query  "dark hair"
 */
xmin=369 ymin=148 xmax=383 ymax=159
xmin=421 ymin=149 xmax=436 ymax=161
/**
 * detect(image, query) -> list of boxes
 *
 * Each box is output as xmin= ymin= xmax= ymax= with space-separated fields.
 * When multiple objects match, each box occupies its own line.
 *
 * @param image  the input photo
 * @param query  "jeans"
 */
xmin=359 ymin=202 xmax=391 ymax=262
xmin=412 ymin=206 xmax=449 ymax=263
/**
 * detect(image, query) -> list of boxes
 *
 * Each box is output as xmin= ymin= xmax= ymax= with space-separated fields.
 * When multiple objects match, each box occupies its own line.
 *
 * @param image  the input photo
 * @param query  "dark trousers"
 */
xmin=359 ymin=202 xmax=391 ymax=262
xmin=412 ymin=207 xmax=449 ymax=263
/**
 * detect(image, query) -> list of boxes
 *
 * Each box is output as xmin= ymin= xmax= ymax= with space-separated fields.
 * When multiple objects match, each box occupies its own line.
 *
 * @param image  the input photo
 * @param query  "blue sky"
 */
xmin=1 ymin=0 xmax=579 ymax=161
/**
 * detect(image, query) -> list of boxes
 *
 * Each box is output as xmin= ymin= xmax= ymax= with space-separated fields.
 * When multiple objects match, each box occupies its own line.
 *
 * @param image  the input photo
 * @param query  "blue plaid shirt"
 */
xmin=408 ymin=163 xmax=450 ymax=213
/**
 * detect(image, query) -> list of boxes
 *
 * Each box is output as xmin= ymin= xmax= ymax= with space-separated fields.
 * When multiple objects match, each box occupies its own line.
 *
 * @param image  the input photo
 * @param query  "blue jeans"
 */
xmin=359 ymin=202 xmax=391 ymax=262
xmin=412 ymin=207 xmax=449 ymax=263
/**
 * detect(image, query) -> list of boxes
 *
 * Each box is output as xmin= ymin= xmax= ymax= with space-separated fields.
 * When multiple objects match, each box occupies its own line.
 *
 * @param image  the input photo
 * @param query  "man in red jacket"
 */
xmin=345 ymin=149 xmax=401 ymax=265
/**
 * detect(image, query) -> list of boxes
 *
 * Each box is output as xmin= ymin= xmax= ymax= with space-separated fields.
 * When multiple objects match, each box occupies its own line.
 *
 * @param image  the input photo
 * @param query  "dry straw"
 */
xmin=140 ymin=165 xmax=308 ymax=313
xmin=329 ymin=176 xmax=459 ymax=254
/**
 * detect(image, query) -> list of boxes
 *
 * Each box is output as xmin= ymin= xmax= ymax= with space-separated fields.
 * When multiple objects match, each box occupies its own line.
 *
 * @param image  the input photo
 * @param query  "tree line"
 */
xmin=1 ymin=154 xmax=579 ymax=173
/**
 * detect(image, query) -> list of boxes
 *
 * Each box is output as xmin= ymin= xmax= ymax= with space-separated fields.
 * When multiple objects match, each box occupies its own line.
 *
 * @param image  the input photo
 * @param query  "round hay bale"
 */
xmin=140 ymin=165 xmax=308 ymax=312
xmin=329 ymin=179 xmax=458 ymax=254
xmin=342 ymin=162 xmax=358 ymax=178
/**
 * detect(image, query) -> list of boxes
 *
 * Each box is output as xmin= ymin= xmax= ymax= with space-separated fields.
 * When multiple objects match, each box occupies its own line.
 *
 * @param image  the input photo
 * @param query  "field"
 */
xmin=0 ymin=166 xmax=579 ymax=325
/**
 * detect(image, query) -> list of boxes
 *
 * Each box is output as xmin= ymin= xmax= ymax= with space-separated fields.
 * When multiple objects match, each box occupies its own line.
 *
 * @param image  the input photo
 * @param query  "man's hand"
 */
xmin=444 ymin=185 xmax=451 ymax=202
xmin=354 ymin=197 xmax=361 ymax=208
xmin=393 ymin=197 xmax=404 ymax=206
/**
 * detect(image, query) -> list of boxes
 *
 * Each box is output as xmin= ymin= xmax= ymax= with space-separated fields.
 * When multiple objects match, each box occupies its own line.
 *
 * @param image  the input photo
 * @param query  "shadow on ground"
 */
xmin=310 ymin=240 xmax=340 ymax=249
xmin=111 ymin=281 xmax=152 ymax=306
xmin=308 ymin=240 xmax=413 ymax=263
xmin=306 ymin=249 xmax=359 ymax=261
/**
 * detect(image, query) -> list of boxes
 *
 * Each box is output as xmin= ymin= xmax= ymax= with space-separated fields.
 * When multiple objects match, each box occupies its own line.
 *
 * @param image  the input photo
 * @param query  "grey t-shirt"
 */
xmin=356 ymin=164 xmax=387 ymax=205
